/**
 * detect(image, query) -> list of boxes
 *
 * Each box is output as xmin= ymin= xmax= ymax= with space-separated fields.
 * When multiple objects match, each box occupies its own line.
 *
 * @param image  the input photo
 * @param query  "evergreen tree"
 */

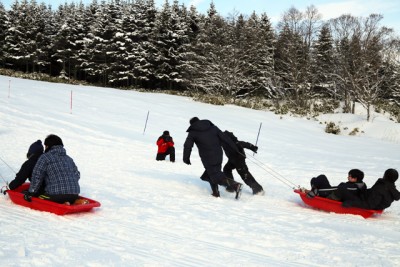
xmin=0 ymin=2 xmax=9 ymax=67
xmin=311 ymin=23 xmax=335 ymax=96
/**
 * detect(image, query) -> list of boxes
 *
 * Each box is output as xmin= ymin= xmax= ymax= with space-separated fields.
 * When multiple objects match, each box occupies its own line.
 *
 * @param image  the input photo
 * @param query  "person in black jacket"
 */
xmin=221 ymin=130 xmax=264 ymax=195
xmin=307 ymin=169 xmax=366 ymax=201
xmin=8 ymin=140 xmax=44 ymax=190
xmin=343 ymin=169 xmax=400 ymax=210
xmin=183 ymin=117 xmax=243 ymax=199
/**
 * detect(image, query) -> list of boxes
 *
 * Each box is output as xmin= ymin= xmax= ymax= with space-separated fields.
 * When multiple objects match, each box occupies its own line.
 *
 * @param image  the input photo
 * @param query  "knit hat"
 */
xmin=348 ymin=169 xmax=364 ymax=182
xmin=44 ymin=134 xmax=63 ymax=149
xmin=190 ymin=117 xmax=199 ymax=125
xmin=163 ymin=131 xmax=169 ymax=136
xmin=383 ymin=169 xmax=398 ymax=183
xmin=27 ymin=140 xmax=44 ymax=158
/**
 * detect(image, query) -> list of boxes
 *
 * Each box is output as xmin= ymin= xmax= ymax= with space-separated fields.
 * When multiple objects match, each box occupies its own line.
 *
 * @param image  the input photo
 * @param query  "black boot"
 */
xmin=251 ymin=183 xmax=264 ymax=195
xmin=210 ymin=183 xmax=220 ymax=198
xmin=224 ymin=178 xmax=242 ymax=199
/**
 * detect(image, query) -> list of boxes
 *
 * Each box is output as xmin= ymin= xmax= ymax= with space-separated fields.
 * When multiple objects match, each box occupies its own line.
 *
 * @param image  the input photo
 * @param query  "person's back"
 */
xmin=184 ymin=118 xmax=223 ymax=166
xmin=183 ymin=117 xmax=243 ymax=198
xmin=33 ymin=145 xmax=80 ymax=195
xmin=27 ymin=134 xmax=80 ymax=204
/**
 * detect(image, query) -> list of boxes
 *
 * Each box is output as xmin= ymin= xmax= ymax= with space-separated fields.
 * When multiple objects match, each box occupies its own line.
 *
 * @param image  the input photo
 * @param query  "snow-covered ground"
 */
xmin=0 ymin=75 xmax=400 ymax=266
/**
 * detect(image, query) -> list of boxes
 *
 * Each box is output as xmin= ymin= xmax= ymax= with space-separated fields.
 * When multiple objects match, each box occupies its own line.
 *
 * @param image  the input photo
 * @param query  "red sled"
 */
xmin=6 ymin=183 xmax=101 ymax=215
xmin=294 ymin=189 xmax=383 ymax=219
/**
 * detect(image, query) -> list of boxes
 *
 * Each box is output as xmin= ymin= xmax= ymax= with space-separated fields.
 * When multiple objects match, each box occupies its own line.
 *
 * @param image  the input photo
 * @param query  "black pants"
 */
xmin=156 ymin=147 xmax=175 ymax=162
xmin=223 ymin=160 xmax=261 ymax=189
xmin=39 ymin=193 xmax=79 ymax=204
xmin=310 ymin=175 xmax=336 ymax=198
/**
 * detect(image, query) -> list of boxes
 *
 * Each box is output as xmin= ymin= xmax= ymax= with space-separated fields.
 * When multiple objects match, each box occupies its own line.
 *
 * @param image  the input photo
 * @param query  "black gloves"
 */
xmin=252 ymin=145 xmax=258 ymax=153
xmin=23 ymin=191 xmax=32 ymax=202
xmin=183 ymin=158 xmax=191 ymax=165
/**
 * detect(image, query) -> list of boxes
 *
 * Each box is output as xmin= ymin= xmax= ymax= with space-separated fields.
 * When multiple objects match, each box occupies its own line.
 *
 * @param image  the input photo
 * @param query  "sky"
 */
xmin=1 ymin=75 xmax=400 ymax=265
xmin=1 ymin=0 xmax=399 ymax=32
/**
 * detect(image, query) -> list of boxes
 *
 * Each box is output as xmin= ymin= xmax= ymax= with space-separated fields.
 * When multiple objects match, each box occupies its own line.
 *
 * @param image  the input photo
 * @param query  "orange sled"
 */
xmin=6 ymin=183 xmax=101 ymax=215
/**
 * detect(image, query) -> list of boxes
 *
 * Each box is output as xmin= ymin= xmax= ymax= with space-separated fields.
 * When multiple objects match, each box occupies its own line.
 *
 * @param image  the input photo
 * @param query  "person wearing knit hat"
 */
xmin=306 ymin=169 xmax=367 ymax=201
xmin=156 ymin=130 xmax=175 ymax=162
xmin=7 ymin=140 xmax=44 ymax=191
xmin=24 ymin=134 xmax=80 ymax=204
xmin=343 ymin=169 xmax=400 ymax=210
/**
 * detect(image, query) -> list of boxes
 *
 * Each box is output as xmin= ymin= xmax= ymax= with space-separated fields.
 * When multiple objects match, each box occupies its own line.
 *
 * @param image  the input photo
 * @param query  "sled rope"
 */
xmin=247 ymin=154 xmax=298 ymax=189
xmin=0 ymin=155 xmax=16 ymax=174
xmin=0 ymin=171 xmax=9 ymax=190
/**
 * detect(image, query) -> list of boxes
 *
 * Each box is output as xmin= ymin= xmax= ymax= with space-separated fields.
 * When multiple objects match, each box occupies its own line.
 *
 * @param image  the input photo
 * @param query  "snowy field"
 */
xmin=0 ymin=75 xmax=400 ymax=266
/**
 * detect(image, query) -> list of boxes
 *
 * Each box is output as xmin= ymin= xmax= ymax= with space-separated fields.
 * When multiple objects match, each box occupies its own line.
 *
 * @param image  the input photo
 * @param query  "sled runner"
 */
xmin=294 ymin=189 xmax=383 ymax=218
xmin=6 ymin=183 xmax=101 ymax=215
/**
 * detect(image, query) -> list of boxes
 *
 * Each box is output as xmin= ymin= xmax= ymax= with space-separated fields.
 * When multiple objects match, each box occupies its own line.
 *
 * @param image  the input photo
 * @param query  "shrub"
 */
xmin=325 ymin=122 xmax=341 ymax=135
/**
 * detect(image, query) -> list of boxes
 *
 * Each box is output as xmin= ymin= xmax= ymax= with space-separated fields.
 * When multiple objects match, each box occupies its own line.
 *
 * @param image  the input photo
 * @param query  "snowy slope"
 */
xmin=0 ymin=75 xmax=400 ymax=266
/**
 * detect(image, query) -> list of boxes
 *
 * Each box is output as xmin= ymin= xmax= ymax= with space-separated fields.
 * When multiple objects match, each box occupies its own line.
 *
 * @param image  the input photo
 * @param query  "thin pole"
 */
xmin=143 ymin=111 xmax=149 ymax=135
xmin=70 ymin=90 xmax=73 ymax=114
xmin=254 ymin=122 xmax=262 ymax=156
xmin=8 ymin=79 xmax=11 ymax=98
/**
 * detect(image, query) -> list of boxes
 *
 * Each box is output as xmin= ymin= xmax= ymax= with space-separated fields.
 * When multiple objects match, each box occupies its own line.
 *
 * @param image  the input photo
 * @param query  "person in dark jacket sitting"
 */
xmin=221 ymin=130 xmax=264 ymax=195
xmin=25 ymin=134 xmax=80 ymax=204
xmin=156 ymin=130 xmax=175 ymax=162
xmin=183 ymin=117 xmax=242 ymax=199
xmin=8 ymin=140 xmax=44 ymax=190
xmin=343 ymin=169 xmax=400 ymax=210
xmin=307 ymin=169 xmax=366 ymax=201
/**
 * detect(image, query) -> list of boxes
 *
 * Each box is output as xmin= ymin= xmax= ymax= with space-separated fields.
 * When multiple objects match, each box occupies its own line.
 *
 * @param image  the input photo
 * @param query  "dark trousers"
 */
xmin=39 ymin=193 xmax=79 ymax=204
xmin=156 ymin=147 xmax=175 ymax=162
xmin=310 ymin=175 xmax=336 ymax=198
xmin=223 ymin=160 xmax=260 ymax=188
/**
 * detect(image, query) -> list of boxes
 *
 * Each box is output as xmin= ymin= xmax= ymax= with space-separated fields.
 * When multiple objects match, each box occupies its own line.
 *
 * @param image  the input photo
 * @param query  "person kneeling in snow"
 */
xmin=343 ymin=169 xmax=400 ymax=210
xmin=156 ymin=130 xmax=175 ymax=162
xmin=24 ymin=134 xmax=80 ymax=204
xmin=307 ymin=169 xmax=366 ymax=202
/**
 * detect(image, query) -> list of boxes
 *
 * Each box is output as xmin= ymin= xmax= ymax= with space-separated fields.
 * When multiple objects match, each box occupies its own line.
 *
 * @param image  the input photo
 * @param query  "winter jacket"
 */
xmin=9 ymin=153 xmax=42 ymax=190
xmin=221 ymin=131 xmax=257 ymax=163
xmin=343 ymin=178 xmax=400 ymax=210
xmin=183 ymin=120 xmax=223 ymax=167
xmin=29 ymin=145 xmax=80 ymax=195
xmin=157 ymin=135 xmax=174 ymax=154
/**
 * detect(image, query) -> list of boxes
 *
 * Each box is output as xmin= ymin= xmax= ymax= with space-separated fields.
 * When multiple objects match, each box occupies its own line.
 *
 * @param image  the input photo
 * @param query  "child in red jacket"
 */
xmin=156 ymin=131 xmax=175 ymax=162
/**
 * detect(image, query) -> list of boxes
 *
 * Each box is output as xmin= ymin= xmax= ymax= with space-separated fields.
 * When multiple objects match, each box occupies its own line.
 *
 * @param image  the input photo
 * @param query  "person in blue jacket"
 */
xmin=24 ymin=134 xmax=80 ymax=204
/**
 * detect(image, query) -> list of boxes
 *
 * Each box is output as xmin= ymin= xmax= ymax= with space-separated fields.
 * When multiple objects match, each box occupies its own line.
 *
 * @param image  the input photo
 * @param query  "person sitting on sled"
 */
xmin=7 ymin=140 xmax=44 ymax=191
xmin=343 ymin=169 xmax=400 ymax=210
xmin=306 ymin=169 xmax=366 ymax=201
xmin=156 ymin=130 xmax=175 ymax=162
xmin=24 ymin=134 xmax=80 ymax=204
xmin=221 ymin=130 xmax=264 ymax=195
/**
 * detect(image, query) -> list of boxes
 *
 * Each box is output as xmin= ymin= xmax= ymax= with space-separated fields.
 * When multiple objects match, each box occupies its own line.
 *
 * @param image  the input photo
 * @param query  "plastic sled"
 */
xmin=294 ymin=189 xmax=383 ymax=218
xmin=6 ymin=183 xmax=101 ymax=215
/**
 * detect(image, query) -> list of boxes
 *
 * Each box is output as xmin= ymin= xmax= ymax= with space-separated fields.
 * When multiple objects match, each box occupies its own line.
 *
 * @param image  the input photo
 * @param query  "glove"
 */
xmin=1 ymin=189 xmax=7 ymax=195
xmin=183 ymin=158 xmax=191 ymax=165
xmin=252 ymin=146 xmax=258 ymax=153
xmin=23 ymin=191 xmax=32 ymax=202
